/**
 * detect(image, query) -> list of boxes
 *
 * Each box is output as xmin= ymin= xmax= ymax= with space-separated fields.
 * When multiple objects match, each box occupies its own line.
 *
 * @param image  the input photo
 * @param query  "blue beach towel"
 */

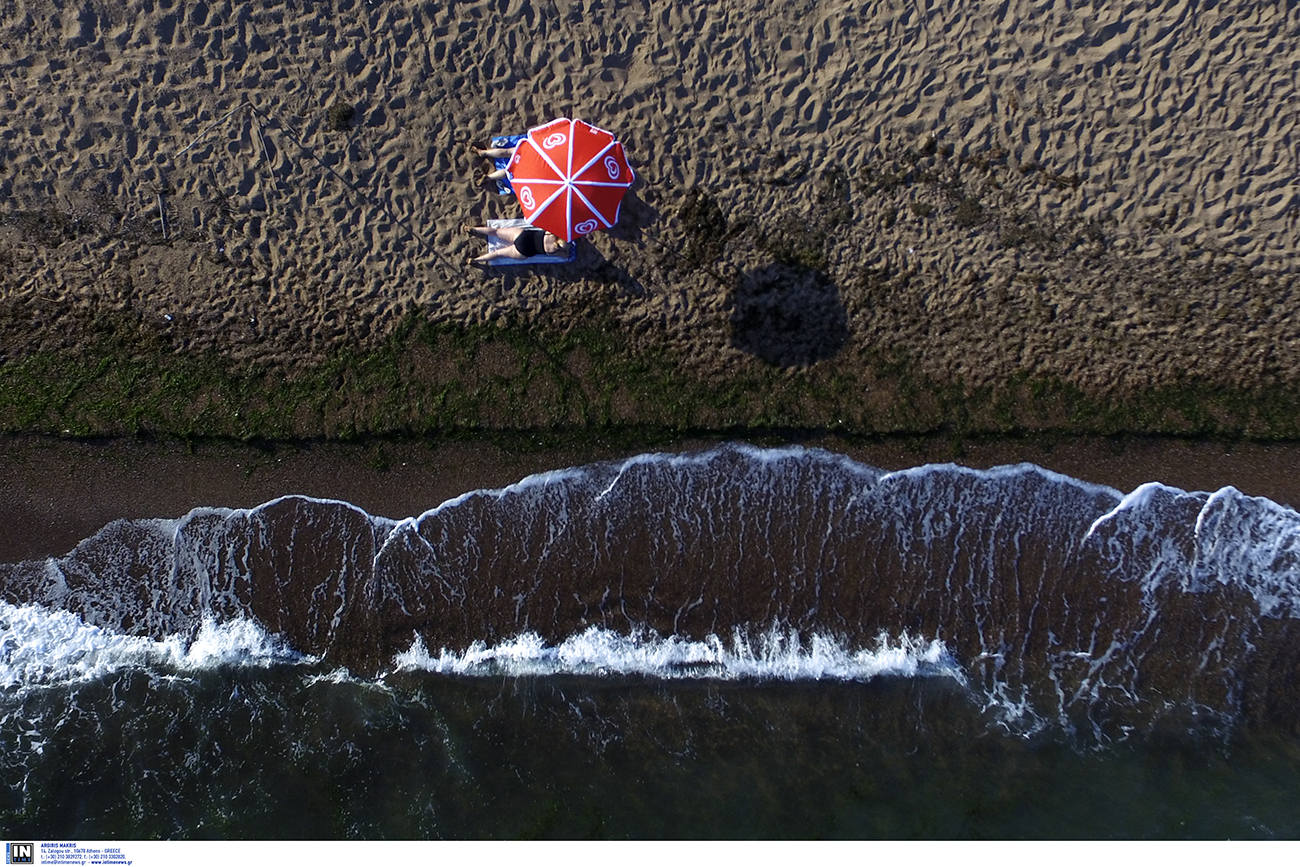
xmin=490 ymin=134 xmax=526 ymax=196
xmin=485 ymin=218 xmax=577 ymax=266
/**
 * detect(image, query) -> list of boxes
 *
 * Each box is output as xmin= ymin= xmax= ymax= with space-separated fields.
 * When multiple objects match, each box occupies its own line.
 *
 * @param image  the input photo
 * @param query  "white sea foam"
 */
xmin=0 ymin=601 xmax=309 ymax=690
xmin=1193 ymin=486 xmax=1300 ymax=617
xmin=1084 ymin=481 xmax=1179 ymax=541
xmin=398 ymin=444 xmax=876 ymax=522
xmin=391 ymin=626 xmax=964 ymax=682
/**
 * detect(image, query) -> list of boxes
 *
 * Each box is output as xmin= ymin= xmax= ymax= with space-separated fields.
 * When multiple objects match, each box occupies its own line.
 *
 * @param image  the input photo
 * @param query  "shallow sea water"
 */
xmin=4 ymin=444 xmax=1300 ymax=838
xmin=4 ymin=663 xmax=1300 ymax=839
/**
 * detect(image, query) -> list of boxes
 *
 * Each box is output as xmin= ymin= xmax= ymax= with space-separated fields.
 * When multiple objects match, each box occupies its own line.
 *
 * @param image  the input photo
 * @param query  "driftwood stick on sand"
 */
xmin=253 ymin=116 xmax=277 ymax=215
xmin=254 ymin=117 xmax=275 ymax=178
xmin=173 ymin=102 xmax=250 ymax=158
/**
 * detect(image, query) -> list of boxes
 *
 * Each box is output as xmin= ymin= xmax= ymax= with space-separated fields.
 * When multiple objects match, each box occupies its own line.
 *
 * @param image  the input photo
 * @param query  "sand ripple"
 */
xmin=1 ymin=0 xmax=1298 ymax=392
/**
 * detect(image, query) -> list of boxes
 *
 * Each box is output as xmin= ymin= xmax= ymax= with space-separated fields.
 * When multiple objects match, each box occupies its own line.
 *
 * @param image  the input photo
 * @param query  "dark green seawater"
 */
xmin=3 ymin=662 xmax=1299 ymax=839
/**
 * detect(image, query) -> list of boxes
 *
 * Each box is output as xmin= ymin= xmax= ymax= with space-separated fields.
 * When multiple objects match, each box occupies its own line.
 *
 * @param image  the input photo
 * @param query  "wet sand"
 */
xmin=4 ymin=433 xmax=1300 ymax=563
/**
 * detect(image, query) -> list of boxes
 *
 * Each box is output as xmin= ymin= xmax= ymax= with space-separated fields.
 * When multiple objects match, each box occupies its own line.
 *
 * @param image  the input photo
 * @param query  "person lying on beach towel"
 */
xmin=473 ymin=135 xmax=524 ymax=194
xmin=465 ymin=223 xmax=569 ymax=265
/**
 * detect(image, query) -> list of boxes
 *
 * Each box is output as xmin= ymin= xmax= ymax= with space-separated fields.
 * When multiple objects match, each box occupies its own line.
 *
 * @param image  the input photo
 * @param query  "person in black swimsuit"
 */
xmin=465 ymin=224 xmax=568 ymax=265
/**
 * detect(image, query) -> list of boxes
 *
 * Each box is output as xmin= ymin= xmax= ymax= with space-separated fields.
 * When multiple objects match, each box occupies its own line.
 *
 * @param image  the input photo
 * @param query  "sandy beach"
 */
xmin=1 ymin=0 xmax=1298 ymax=395
xmin=3 ymin=0 xmax=1300 ymax=553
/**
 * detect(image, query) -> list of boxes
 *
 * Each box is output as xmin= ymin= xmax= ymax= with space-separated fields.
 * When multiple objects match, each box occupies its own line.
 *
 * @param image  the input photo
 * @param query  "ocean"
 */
xmin=2 ymin=443 xmax=1299 ymax=839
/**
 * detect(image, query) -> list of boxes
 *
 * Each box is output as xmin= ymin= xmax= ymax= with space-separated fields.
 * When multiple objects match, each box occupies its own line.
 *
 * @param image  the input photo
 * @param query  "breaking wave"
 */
xmin=393 ymin=627 xmax=960 ymax=681
xmin=3 ymin=443 xmax=1300 ymax=740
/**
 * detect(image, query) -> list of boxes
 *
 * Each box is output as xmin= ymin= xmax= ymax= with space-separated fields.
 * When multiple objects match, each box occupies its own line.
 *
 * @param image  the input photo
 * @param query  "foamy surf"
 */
xmin=0 ymin=601 xmax=308 ymax=690
xmin=4 ymin=444 xmax=1300 ymax=738
xmin=392 ymin=627 xmax=963 ymax=682
xmin=0 ymin=602 xmax=963 ymax=691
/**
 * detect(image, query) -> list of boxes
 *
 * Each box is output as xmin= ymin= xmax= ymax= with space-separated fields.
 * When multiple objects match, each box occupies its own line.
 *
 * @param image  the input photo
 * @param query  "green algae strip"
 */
xmin=3 ymin=313 xmax=1300 ymax=444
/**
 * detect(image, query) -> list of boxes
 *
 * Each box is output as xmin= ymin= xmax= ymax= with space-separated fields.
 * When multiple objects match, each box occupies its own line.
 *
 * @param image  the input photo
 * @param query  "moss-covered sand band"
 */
xmin=4 ymin=312 xmax=1300 ymax=446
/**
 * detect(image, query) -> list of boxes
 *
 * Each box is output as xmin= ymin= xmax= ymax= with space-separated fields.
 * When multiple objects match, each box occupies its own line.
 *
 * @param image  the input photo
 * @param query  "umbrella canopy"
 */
xmin=508 ymin=118 xmax=634 ymax=242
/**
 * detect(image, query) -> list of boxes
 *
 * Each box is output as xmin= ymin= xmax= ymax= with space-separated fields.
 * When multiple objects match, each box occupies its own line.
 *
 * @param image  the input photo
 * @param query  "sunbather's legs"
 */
xmin=470 ymin=246 xmax=526 ymax=264
xmin=465 ymin=224 xmax=527 ymax=264
xmin=484 ymin=225 xmax=526 ymax=242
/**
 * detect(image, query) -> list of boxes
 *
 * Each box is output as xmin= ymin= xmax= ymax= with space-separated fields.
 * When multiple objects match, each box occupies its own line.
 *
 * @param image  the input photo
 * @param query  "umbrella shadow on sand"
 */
xmin=729 ymin=261 xmax=849 ymax=366
xmin=601 ymin=188 xmax=659 ymax=246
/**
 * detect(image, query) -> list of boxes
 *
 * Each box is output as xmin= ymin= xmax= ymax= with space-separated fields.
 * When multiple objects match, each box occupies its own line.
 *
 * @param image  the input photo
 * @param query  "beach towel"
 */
xmin=485 ymin=218 xmax=577 ymax=266
xmin=490 ymin=134 xmax=526 ymax=196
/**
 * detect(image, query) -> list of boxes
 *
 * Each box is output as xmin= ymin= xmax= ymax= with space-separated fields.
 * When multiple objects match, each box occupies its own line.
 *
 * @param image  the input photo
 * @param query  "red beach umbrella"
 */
xmin=508 ymin=118 xmax=634 ymax=242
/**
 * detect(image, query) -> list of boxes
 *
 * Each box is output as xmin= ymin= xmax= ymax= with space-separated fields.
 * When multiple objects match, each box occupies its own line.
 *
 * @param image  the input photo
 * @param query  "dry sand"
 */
xmin=1 ymin=0 xmax=1298 ymax=392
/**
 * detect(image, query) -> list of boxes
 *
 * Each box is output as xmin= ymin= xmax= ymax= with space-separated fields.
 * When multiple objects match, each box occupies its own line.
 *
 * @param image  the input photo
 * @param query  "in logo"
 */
xmin=574 ymin=219 xmax=599 ymax=235
xmin=519 ymin=186 xmax=535 ymax=209
xmin=6 ymin=843 xmax=33 ymax=865
xmin=603 ymin=155 xmax=621 ymax=179
xmin=542 ymin=132 xmax=568 ymax=149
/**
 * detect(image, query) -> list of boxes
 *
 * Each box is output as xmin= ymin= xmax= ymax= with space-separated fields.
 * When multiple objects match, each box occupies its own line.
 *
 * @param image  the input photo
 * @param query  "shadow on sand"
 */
xmin=729 ymin=261 xmax=849 ymax=366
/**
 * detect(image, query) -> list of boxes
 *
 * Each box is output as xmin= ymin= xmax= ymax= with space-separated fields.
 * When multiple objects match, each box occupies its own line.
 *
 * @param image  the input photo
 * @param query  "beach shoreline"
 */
xmin=4 ymin=0 xmax=1300 ymax=563
xmin=6 ymin=431 xmax=1300 ymax=564
xmin=7 ymin=1 xmax=1300 ymax=840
